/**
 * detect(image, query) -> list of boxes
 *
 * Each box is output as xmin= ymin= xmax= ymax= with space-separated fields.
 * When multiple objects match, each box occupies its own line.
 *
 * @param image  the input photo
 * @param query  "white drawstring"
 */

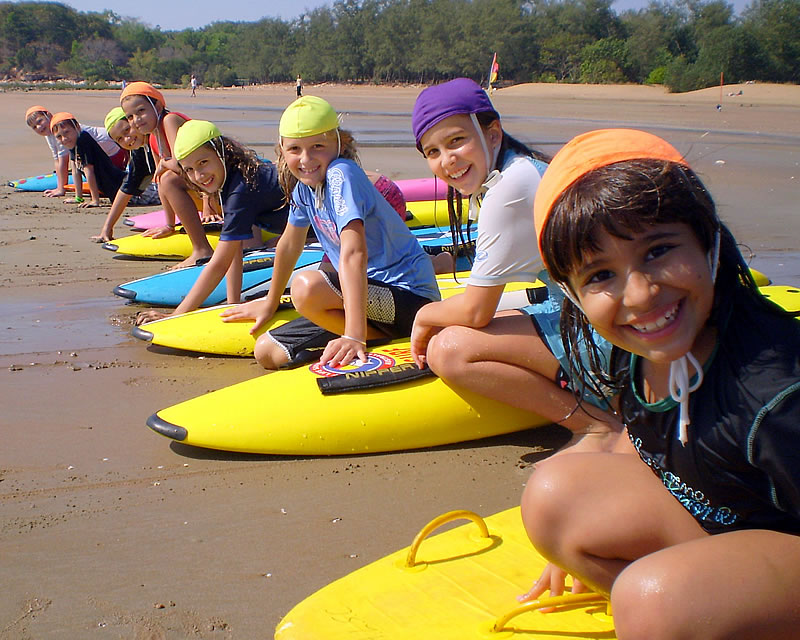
xmin=467 ymin=113 xmax=501 ymax=221
xmin=668 ymin=351 xmax=703 ymax=446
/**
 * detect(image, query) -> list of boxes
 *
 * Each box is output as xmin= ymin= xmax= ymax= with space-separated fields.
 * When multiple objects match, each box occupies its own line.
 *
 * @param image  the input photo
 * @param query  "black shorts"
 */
xmin=266 ymin=271 xmax=435 ymax=366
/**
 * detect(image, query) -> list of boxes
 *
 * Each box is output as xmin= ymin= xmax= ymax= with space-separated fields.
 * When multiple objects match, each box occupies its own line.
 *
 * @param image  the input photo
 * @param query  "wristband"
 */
xmin=74 ymin=195 xmax=84 ymax=203
xmin=341 ymin=335 xmax=366 ymax=345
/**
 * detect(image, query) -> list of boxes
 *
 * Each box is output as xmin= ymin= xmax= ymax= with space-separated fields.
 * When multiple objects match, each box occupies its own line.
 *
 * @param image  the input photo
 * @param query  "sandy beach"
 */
xmin=1 ymin=82 xmax=798 ymax=639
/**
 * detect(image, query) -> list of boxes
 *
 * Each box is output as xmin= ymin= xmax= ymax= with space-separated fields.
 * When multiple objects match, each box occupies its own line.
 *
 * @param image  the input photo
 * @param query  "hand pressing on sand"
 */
xmin=135 ymin=309 xmax=169 ymax=326
xmin=43 ymin=188 xmax=66 ymax=197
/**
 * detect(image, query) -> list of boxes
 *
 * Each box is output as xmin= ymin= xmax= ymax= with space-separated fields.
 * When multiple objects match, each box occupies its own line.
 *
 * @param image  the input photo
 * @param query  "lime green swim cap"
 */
xmin=174 ymin=120 xmax=222 ymax=161
xmin=104 ymin=107 xmax=127 ymax=133
xmin=279 ymin=96 xmax=339 ymax=139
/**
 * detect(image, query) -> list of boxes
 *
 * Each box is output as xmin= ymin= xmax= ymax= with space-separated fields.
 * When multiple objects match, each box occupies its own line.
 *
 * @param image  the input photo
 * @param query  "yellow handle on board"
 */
xmin=404 ymin=509 xmax=490 ymax=568
xmin=491 ymin=593 xmax=610 ymax=633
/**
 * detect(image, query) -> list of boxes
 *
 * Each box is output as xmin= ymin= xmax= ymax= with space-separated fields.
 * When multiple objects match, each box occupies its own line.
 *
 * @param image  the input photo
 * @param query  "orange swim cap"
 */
xmin=533 ymin=129 xmax=687 ymax=259
xmin=25 ymin=105 xmax=49 ymax=122
xmin=120 ymin=82 xmax=166 ymax=108
xmin=49 ymin=112 xmax=78 ymax=132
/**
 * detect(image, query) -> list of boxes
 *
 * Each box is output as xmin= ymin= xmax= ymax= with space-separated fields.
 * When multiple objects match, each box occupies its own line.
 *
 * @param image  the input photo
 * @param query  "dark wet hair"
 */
xmin=541 ymin=158 xmax=779 ymax=399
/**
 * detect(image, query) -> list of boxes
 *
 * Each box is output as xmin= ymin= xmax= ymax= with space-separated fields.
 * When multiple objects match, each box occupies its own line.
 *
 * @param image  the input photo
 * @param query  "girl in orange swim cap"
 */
xmin=520 ymin=129 xmax=800 ymax=639
xmin=120 ymin=81 xmax=216 ymax=268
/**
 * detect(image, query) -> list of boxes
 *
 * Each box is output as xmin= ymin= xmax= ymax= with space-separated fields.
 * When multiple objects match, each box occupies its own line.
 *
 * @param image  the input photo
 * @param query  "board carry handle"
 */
xmin=405 ymin=509 xmax=489 ymax=568
xmin=491 ymin=593 xmax=611 ymax=633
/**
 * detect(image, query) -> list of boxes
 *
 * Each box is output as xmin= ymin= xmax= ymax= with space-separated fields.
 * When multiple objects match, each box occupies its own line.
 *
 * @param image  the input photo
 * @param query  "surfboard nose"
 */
xmin=113 ymin=285 xmax=137 ymax=300
xmin=146 ymin=413 xmax=188 ymax=441
xmin=130 ymin=326 xmax=153 ymax=342
xmin=102 ymin=242 xmax=118 ymax=251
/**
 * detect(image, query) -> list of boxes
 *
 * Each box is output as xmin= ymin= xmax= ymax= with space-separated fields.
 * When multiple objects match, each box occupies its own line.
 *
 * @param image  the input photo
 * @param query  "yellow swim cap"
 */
xmin=279 ymin=95 xmax=339 ymax=139
xmin=174 ymin=120 xmax=222 ymax=161
xmin=104 ymin=107 xmax=127 ymax=133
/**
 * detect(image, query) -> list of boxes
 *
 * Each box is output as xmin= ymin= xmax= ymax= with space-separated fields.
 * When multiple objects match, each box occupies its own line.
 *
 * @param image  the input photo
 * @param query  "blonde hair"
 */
xmin=275 ymin=128 xmax=360 ymax=207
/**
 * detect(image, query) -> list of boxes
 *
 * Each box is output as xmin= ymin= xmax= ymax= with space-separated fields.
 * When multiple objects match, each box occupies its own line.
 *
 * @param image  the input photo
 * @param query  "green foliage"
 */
xmin=1 ymin=0 xmax=798 ymax=89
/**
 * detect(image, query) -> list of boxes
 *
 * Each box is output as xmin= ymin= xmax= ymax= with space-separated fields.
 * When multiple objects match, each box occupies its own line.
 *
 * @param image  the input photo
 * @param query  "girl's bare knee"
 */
xmin=611 ymin=560 xmax=677 ymax=640
xmin=520 ymin=457 xmax=578 ymax=550
xmin=254 ymin=336 xmax=287 ymax=370
xmin=288 ymin=271 xmax=324 ymax=314
xmin=426 ymin=326 xmax=470 ymax=378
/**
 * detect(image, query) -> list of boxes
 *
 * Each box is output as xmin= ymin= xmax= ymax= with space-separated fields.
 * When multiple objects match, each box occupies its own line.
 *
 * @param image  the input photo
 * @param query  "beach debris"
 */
xmin=715 ymin=160 xmax=726 ymax=165
xmin=331 ymin=517 xmax=342 ymax=523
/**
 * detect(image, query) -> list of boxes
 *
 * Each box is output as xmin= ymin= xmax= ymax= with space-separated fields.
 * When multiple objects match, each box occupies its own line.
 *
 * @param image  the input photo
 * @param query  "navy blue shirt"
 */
xmin=71 ymin=131 xmax=125 ymax=201
xmin=619 ymin=295 xmax=800 ymax=535
xmin=220 ymin=162 xmax=288 ymax=241
xmin=120 ymin=146 xmax=156 ymax=197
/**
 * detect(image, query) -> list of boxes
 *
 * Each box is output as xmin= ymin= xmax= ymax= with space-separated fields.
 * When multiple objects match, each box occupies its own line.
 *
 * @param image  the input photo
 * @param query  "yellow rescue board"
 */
xmin=135 ymin=275 xmax=536 ymax=356
xmin=759 ymin=285 xmax=800 ymax=315
xmin=275 ymin=507 xmax=615 ymax=639
xmin=404 ymin=199 xmax=458 ymax=228
xmin=103 ymin=227 xmax=275 ymax=259
xmin=147 ymin=338 xmax=550 ymax=455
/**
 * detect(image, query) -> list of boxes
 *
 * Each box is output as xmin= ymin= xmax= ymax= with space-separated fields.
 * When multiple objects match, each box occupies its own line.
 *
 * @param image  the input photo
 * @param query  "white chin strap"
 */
xmin=314 ymin=128 xmax=341 ymax=209
xmin=467 ymin=113 xmax=501 ymax=221
xmin=668 ymin=228 xmax=721 ymax=446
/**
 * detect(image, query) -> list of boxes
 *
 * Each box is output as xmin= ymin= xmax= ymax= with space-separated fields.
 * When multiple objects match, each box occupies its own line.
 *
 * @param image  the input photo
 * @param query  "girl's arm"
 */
xmin=92 ymin=190 xmax=133 ymax=242
xmin=220 ymin=223 xmax=308 ymax=333
xmin=224 ymin=243 xmax=244 ymax=304
xmin=318 ymin=220 xmax=369 ymax=367
xmin=410 ymin=284 xmax=504 ymax=367
xmin=135 ymin=239 xmax=243 ymax=325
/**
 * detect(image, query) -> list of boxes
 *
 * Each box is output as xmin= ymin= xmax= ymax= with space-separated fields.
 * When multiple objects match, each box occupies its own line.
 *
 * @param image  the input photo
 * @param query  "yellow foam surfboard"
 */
xmin=404 ymin=199 xmax=460 ymax=228
xmin=146 ymin=337 xmax=550 ymax=455
xmin=135 ymin=274 xmax=537 ymax=356
xmin=759 ymin=285 xmax=800 ymax=315
xmin=275 ymin=507 xmax=615 ymax=639
xmin=103 ymin=227 xmax=276 ymax=259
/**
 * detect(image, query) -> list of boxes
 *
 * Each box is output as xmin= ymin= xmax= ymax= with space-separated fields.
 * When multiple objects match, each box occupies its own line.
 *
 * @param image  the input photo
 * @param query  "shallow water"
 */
xmin=0 ymin=296 xmax=130 ymax=357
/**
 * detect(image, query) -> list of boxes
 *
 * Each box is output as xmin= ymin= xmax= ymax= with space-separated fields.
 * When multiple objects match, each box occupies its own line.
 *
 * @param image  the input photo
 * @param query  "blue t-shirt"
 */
xmin=288 ymin=158 xmax=440 ymax=301
xmin=220 ymin=162 xmax=288 ymax=241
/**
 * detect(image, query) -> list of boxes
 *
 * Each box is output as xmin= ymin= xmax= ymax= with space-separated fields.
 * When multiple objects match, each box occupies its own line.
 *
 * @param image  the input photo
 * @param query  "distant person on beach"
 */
xmin=296 ymin=75 xmax=303 ymax=98
xmin=410 ymin=78 xmax=622 ymax=452
xmin=520 ymin=128 xmax=800 ymax=638
xmin=120 ymin=81 xmax=217 ymax=269
xmin=191 ymin=74 xmax=197 ymax=97
xmin=91 ymin=107 xmax=161 ymax=243
xmin=221 ymin=95 xmax=440 ymax=370
xmin=49 ymin=112 xmax=126 ymax=208
xmin=134 ymin=120 xmax=289 ymax=325
xmin=25 ymin=105 xmax=126 ymax=197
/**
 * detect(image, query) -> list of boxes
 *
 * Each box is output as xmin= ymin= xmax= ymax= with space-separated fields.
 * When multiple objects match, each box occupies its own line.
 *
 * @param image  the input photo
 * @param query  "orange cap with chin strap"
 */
xmin=533 ymin=128 xmax=687 ymax=265
xmin=120 ymin=81 xmax=165 ymax=108
xmin=25 ymin=105 xmax=49 ymax=122
xmin=49 ymin=112 xmax=79 ymax=132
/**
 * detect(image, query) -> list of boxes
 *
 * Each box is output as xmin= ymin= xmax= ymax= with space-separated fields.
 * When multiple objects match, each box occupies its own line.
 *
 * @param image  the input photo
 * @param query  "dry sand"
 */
xmin=1 ymin=82 xmax=798 ymax=639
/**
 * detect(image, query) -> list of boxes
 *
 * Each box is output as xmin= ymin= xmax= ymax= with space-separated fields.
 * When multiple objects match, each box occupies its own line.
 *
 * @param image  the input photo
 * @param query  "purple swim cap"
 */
xmin=412 ymin=78 xmax=499 ymax=152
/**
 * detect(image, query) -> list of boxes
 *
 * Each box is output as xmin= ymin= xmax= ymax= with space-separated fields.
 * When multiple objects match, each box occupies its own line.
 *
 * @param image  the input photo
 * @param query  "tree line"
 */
xmin=1 ymin=0 xmax=798 ymax=93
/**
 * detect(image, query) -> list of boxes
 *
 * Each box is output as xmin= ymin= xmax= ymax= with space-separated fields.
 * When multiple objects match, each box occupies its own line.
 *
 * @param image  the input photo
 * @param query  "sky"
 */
xmin=48 ymin=0 xmax=749 ymax=31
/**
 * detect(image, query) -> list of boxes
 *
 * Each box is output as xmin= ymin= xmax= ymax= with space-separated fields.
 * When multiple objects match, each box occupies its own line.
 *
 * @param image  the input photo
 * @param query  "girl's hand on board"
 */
xmin=135 ymin=309 xmax=169 ymax=326
xmin=200 ymin=210 xmax=223 ymax=224
xmin=518 ymin=563 xmax=588 ymax=612
xmin=142 ymin=225 xmax=176 ymax=239
xmin=319 ymin=336 xmax=367 ymax=369
xmin=220 ymin=300 xmax=273 ymax=334
xmin=409 ymin=320 xmax=439 ymax=369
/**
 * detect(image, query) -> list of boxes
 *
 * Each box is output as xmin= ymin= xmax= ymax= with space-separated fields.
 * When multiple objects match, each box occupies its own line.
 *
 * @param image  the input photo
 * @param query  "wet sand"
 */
xmin=1 ymin=82 xmax=798 ymax=638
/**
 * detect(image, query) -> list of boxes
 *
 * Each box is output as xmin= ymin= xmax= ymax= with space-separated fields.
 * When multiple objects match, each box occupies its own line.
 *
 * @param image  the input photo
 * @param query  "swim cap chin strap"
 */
xmin=669 ymin=228 xmax=720 ymax=446
xmin=467 ymin=112 xmax=501 ymax=222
